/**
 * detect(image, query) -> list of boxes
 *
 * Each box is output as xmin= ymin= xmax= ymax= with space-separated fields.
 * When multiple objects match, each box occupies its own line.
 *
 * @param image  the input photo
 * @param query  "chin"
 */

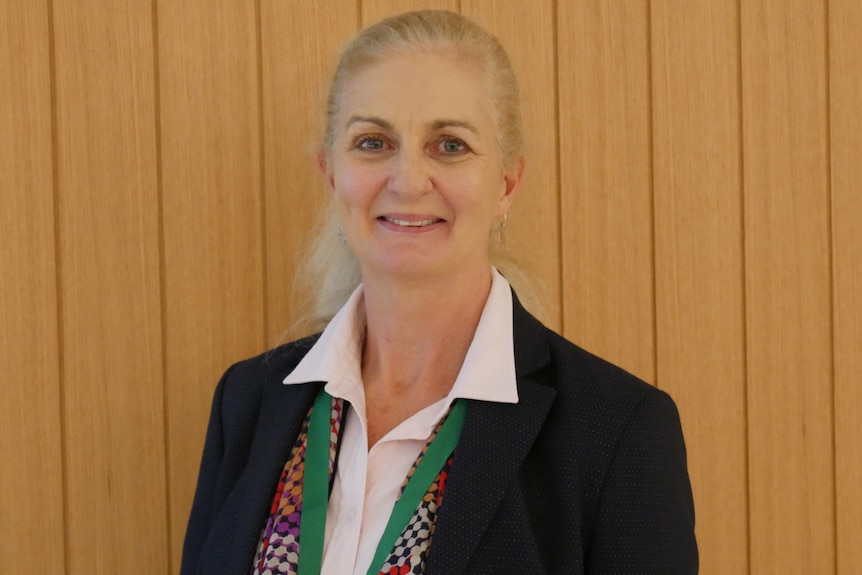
xmin=361 ymin=253 xmax=452 ymax=280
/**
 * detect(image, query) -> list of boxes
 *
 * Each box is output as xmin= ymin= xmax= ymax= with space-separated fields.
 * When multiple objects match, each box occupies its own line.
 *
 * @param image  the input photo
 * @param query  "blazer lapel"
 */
xmin=425 ymin=295 xmax=556 ymax=575
xmin=425 ymin=380 xmax=555 ymax=575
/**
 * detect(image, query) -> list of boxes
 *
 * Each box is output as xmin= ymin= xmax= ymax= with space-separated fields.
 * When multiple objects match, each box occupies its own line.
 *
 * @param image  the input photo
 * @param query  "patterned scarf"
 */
xmin=251 ymin=395 xmax=454 ymax=575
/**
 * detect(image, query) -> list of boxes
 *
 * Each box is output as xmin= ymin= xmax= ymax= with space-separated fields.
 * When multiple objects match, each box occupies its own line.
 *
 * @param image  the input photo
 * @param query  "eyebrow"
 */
xmin=430 ymin=119 xmax=479 ymax=134
xmin=346 ymin=115 xmax=394 ymax=132
xmin=345 ymin=115 xmax=479 ymax=134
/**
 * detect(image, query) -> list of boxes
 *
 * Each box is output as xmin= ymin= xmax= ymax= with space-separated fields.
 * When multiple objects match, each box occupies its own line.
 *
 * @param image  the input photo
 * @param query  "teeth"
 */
xmin=385 ymin=217 xmax=437 ymax=227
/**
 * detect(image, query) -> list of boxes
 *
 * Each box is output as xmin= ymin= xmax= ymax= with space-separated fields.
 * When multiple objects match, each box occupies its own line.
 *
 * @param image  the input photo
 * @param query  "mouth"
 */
xmin=379 ymin=216 xmax=444 ymax=228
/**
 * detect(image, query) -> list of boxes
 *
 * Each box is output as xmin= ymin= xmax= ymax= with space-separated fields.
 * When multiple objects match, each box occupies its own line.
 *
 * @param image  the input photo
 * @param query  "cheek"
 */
xmin=453 ymin=171 xmax=506 ymax=215
xmin=333 ymin=164 xmax=385 ymax=207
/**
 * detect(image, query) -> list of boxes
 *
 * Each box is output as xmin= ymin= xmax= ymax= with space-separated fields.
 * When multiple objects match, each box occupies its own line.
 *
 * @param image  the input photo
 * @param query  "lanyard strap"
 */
xmin=298 ymin=387 xmax=467 ymax=575
xmin=297 ymin=387 xmax=335 ymax=575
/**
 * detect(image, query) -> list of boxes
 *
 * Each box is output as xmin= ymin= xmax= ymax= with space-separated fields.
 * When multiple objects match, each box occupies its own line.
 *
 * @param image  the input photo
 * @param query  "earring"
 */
xmin=498 ymin=213 xmax=508 ymax=249
xmin=337 ymin=226 xmax=347 ymax=246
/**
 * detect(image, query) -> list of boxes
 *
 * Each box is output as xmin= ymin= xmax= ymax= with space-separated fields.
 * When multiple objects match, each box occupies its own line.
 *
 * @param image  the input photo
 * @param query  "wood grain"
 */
xmin=157 ymin=0 xmax=267 ymax=570
xmin=741 ymin=1 xmax=834 ymax=572
xmin=51 ymin=0 xmax=168 ymax=572
xmin=558 ymin=0 xmax=655 ymax=383
xmin=362 ymin=0 xmax=458 ymax=25
xmin=830 ymin=0 xmax=862 ymax=572
xmin=462 ymin=0 xmax=561 ymax=330
xmin=650 ymin=1 xmax=748 ymax=572
xmin=0 ymin=2 xmax=64 ymax=572
xmin=260 ymin=1 xmax=360 ymax=344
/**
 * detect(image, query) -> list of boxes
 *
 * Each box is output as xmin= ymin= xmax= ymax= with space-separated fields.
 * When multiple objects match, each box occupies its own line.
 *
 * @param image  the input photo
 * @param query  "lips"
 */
xmin=379 ymin=216 xmax=443 ymax=227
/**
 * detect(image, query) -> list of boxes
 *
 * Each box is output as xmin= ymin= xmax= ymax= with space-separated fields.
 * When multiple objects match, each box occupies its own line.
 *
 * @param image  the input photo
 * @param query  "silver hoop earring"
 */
xmin=337 ymin=226 xmax=347 ymax=246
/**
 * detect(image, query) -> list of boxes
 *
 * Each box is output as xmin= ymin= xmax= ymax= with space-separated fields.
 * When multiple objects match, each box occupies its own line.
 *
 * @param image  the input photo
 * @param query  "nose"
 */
xmin=387 ymin=148 xmax=433 ymax=198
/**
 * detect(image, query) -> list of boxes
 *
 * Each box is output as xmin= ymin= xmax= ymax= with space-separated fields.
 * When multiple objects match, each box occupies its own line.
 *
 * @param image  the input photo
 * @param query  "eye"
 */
xmin=354 ymin=134 xmax=389 ymax=152
xmin=433 ymin=137 xmax=470 ymax=156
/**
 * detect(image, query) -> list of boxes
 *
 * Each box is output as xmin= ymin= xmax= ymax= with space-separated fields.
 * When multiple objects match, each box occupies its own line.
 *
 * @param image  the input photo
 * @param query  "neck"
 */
xmin=358 ymin=265 xmax=493 ymax=444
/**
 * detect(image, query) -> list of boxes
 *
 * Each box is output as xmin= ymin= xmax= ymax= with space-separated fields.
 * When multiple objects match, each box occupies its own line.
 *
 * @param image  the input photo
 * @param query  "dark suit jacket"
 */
xmin=181 ymin=296 xmax=698 ymax=574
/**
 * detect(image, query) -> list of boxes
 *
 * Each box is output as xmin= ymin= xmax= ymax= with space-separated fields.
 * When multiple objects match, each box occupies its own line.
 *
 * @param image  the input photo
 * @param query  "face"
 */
xmin=321 ymin=50 xmax=522 ymax=282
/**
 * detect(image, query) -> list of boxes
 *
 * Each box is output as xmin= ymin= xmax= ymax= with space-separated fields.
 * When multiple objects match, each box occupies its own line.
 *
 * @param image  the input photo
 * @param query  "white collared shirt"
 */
xmin=282 ymin=268 xmax=518 ymax=575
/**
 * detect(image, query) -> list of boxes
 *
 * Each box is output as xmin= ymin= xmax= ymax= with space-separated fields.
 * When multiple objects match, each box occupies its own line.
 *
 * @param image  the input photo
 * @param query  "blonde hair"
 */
xmin=294 ymin=10 xmax=540 ymax=334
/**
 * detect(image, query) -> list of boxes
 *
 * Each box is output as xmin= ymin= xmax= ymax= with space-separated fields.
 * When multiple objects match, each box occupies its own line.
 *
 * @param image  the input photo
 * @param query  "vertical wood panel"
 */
xmin=830 ymin=0 xmax=862 ymax=572
xmin=741 ymin=1 xmax=834 ymax=572
xmin=462 ymin=0 xmax=561 ymax=330
xmin=558 ymin=0 xmax=654 ymax=382
xmin=261 ymin=1 xmax=360 ymax=344
xmin=52 ymin=0 xmax=167 ymax=573
xmin=651 ymin=1 xmax=747 ymax=571
xmin=0 ymin=2 xmax=64 ymax=572
xmin=158 ymin=1 xmax=266 ymax=571
xmin=362 ymin=0 xmax=458 ymax=24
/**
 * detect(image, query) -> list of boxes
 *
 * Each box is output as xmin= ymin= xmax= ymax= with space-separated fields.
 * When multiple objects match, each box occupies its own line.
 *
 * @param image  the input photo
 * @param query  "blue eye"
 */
xmin=437 ymin=137 xmax=468 ymax=155
xmin=355 ymin=135 xmax=387 ymax=151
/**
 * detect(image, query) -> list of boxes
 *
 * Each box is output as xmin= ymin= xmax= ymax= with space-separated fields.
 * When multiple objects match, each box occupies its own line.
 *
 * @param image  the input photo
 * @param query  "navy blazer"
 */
xmin=181 ymin=296 xmax=698 ymax=574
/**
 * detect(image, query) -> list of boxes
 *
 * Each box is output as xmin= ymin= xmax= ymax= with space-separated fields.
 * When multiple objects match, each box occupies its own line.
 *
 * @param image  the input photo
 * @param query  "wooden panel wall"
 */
xmin=158 ymin=0 xmax=265 ymax=567
xmin=0 ymin=1 xmax=64 ymax=570
xmin=651 ymin=1 xmax=748 ymax=570
xmin=51 ymin=0 xmax=168 ymax=572
xmin=1 ymin=2 xmax=859 ymax=574
xmin=742 ymin=2 xmax=834 ymax=572
xmin=831 ymin=1 xmax=862 ymax=573
xmin=559 ymin=0 xmax=655 ymax=382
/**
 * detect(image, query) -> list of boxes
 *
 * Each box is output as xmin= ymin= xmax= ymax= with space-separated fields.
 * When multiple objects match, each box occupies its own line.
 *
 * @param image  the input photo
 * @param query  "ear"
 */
xmin=497 ymin=156 xmax=524 ymax=216
xmin=318 ymin=150 xmax=336 ymax=193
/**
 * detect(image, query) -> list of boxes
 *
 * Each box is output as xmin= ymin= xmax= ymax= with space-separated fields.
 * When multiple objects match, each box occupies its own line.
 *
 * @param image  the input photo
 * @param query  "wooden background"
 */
xmin=1 ymin=0 xmax=859 ymax=573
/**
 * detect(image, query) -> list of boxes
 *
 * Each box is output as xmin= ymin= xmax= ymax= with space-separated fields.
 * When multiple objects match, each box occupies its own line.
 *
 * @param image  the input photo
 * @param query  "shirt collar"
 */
xmin=283 ymin=268 xmax=518 ymax=405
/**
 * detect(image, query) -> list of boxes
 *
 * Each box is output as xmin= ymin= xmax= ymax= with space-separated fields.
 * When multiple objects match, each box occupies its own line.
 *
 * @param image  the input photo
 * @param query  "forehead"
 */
xmin=337 ymin=51 xmax=495 ymax=131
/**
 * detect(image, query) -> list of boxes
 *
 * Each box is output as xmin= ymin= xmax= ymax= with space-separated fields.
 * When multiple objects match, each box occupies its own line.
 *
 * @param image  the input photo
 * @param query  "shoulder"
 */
xmin=513 ymin=304 xmax=696 ymax=564
xmin=511 ymin=294 xmax=665 ymax=424
xmin=534 ymin=334 xmax=698 ymax=570
xmin=512 ymin=298 xmax=685 ymax=476
xmin=213 ymin=333 xmax=321 ymax=429
xmin=542 ymin=327 xmax=663 ymax=413
xmin=532 ymin=325 xmax=677 ymax=447
xmin=222 ymin=333 xmax=320 ymax=386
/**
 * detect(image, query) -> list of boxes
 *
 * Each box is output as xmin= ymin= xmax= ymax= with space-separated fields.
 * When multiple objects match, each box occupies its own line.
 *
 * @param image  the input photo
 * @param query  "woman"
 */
xmin=181 ymin=10 xmax=697 ymax=575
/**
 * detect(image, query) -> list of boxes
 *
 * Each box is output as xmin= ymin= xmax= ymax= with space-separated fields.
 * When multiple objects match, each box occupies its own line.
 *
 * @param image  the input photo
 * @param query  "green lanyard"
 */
xmin=297 ymin=387 xmax=467 ymax=575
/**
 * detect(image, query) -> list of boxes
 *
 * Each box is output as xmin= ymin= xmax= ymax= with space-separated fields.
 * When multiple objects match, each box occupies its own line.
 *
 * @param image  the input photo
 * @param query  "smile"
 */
xmin=380 ymin=216 xmax=441 ymax=227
